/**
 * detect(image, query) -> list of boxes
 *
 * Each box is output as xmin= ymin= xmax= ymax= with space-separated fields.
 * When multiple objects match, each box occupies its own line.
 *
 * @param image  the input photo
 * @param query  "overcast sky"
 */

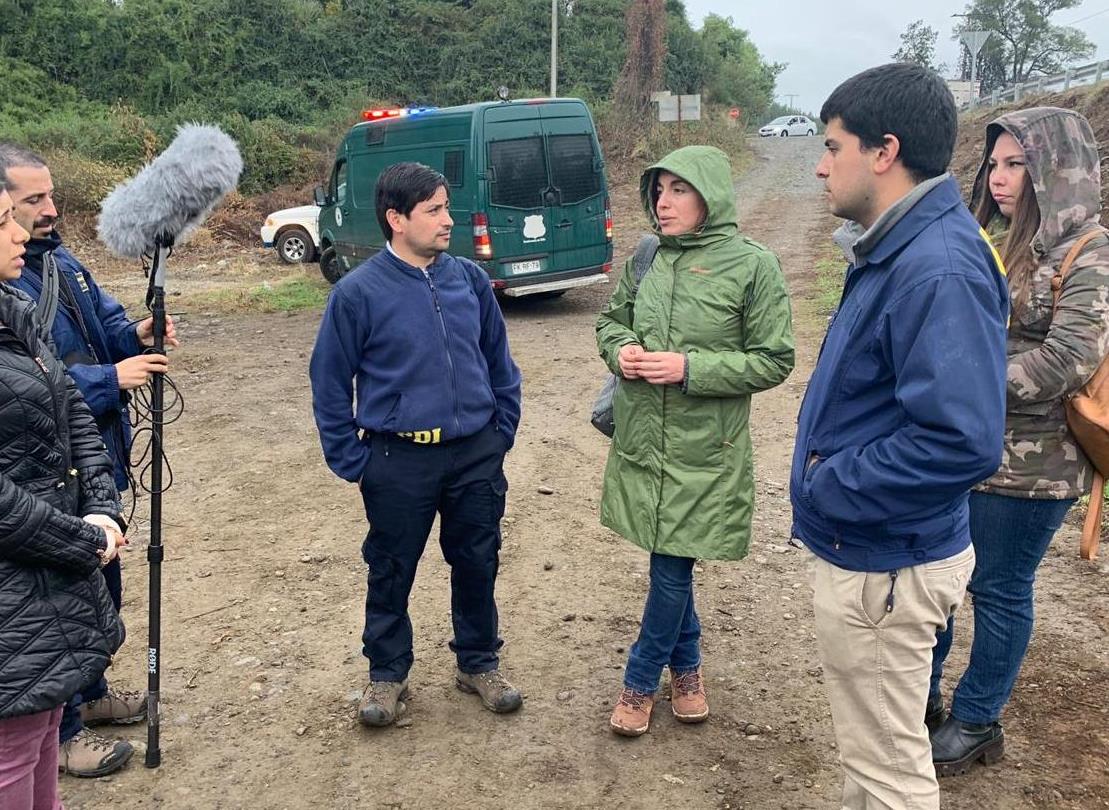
xmin=683 ymin=0 xmax=1109 ymax=117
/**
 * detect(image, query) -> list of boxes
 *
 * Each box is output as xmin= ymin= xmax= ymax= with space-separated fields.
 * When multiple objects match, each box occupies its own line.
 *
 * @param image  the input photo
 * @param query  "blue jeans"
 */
xmin=623 ymin=553 xmax=702 ymax=693
xmin=930 ymin=491 xmax=1075 ymax=724
xmin=59 ymin=557 xmax=122 ymax=744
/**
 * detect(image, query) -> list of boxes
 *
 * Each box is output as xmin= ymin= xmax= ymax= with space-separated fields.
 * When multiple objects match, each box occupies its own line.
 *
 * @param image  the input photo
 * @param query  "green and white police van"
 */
xmin=314 ymin=98 xmax=613 ymax=297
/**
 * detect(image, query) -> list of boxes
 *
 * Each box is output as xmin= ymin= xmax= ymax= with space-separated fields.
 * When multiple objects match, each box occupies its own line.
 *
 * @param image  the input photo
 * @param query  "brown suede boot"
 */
xmin=609 ymin=687 xmax=655 ymax=736
xmin=80 ymin=687 xmax=147 ymax=726
xmin=670 ymin=668 xmax=709 ymax=723
xmin=356 ymin=679 xmax=409 ymax=727
xmin=455 ymin=669 xmax=523 ymax=714
xmin=59 ymin=728 xmax=134 ymax=778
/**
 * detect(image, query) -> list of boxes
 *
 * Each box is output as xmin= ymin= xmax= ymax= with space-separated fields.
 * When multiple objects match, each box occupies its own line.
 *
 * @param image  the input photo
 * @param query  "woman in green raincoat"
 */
xmin=597 ymin=145 xmax=794 ymax=736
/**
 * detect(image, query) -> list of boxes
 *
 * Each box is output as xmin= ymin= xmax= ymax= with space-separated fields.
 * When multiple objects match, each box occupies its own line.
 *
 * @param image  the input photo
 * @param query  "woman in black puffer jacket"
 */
xmin=0 ymin=183 xmax=124 ymax=807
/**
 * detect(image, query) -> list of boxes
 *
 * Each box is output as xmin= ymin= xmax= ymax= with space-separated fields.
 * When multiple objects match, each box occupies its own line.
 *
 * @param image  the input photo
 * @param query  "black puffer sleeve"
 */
xmin=0 ymin=344 xmax=118 ymax=574
xmin=0 ymin=471 xmax=105 ymax=575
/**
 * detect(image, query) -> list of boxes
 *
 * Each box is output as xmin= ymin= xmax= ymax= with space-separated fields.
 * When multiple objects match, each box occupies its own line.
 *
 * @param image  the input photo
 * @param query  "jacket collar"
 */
xmin=0 ymin=283 xmax=38 ymax=345
xmin=23 ymin=231 xmax=63 ymax=276
xmin=377 ymin=245 xmax=449 ymax=277
xmin=834 ymin=174 xmax=959 ymax=267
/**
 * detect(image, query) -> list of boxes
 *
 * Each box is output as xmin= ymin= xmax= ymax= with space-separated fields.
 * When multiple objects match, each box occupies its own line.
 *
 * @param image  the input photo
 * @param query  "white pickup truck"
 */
xmin=260 ymin=205 xmax=321 ymax=264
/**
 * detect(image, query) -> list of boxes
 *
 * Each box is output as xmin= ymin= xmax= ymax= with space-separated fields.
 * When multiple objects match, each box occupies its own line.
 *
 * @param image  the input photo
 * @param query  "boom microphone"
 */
xmin=95 ymin=123 xmax=240 ymax=772
xmin=97 ymin=124 xmax=243 ymax=257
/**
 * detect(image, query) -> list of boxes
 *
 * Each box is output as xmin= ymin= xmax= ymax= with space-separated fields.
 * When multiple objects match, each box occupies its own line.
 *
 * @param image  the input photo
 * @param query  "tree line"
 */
xmin=0 ymin=0 xmax=783 ymax=196
xmin=892 ymin=0 xmax=1096 ymax=95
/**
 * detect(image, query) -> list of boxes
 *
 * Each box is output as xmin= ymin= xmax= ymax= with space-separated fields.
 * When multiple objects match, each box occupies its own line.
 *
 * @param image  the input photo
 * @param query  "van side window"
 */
xmin=332 ymin=160 xmax=348 ymax=206
xmin=489 ymin=138 xmax=548 ymax=209
xmin=548 ymin=135 xmax=601 ymax=204
xmin=444 ymin=150 xmax=464 ymax=187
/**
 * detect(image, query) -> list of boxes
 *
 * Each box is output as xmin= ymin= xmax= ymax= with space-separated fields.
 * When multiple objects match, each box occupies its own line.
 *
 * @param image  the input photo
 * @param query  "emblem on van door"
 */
xmin=523 ymin=214 xmax=547 ymax=243
xmin=336 ymin=209 xmax=343 ymax=227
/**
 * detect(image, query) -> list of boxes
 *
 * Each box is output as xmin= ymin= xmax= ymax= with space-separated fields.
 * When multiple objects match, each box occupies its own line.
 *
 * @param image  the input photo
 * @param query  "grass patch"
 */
xmin=813 ymin=248 xmax=845 ymax=315
xmin=191 ymin=276 xmax=331 ymax=314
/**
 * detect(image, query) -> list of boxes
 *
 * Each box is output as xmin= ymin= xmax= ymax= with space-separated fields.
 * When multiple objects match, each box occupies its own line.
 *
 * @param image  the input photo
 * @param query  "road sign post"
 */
xmin=657 ymin=94 xmax=701 ymax=144
xmin=960 ymin=30 xmax=992 ymax=108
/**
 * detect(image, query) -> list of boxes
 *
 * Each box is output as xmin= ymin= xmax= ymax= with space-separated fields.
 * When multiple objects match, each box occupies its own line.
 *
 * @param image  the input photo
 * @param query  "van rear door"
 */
xmin=483 ymin=105 xmax=546 ymax=281
xmin=538 ymin=104 xmax=609 ymax=277
xmin=481 ymin=101 xmax=611 ymax=293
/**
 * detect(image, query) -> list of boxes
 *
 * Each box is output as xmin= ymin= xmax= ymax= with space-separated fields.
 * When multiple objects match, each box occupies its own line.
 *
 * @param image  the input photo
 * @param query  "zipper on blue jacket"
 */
xmin=424 ymin=272 xmax=463 ymax=436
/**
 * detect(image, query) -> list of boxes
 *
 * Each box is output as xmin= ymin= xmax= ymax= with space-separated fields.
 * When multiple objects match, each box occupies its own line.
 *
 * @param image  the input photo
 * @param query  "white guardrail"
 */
xmin=961 ymin=58 xmax=1109 ymax=110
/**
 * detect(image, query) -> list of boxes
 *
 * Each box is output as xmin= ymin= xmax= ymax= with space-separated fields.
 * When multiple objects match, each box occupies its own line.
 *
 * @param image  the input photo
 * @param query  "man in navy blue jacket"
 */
xmin=310 ymin=162 xmax=523 ymax=727
xmin=1 ymin=145 xmax=176 ymax=778
xmin=790 ymin=65 xmax=1009 ymax=809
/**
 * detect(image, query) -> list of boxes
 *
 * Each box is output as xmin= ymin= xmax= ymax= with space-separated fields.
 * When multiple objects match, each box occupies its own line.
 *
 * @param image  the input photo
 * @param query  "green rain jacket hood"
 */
xmin=640 ymin=145 xmax=740 ymax=248
xmin=596 ymin=146 xmax=795 ymax=560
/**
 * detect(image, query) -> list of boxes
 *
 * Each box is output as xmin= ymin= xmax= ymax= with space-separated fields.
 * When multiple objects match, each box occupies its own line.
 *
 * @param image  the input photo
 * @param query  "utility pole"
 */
xmin=550 ymin=0 xmax=558 ymax=97
xmin=783 ymin=94 xmax=798 ymax=110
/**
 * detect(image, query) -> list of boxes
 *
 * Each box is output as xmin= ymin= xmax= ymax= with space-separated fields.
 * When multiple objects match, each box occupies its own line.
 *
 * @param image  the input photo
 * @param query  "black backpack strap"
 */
xmin=35 ymin=252 xmax=60 ymax=345
xmin=630 ymin=234 xmax=660 ymax=297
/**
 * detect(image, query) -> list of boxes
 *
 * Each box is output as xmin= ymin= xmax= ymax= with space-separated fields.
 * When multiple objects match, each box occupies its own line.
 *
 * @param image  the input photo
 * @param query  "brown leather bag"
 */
xmin=1051 ymin=230 xmax=1109 ymax=560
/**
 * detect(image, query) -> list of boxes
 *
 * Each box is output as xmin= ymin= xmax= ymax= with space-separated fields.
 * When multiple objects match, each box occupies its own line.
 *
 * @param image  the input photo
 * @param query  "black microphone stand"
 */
xmin=144 ymin=233 xmax=171 ymax=768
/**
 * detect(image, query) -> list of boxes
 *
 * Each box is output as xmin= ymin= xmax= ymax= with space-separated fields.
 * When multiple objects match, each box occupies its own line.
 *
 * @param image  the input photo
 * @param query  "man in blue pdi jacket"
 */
xmin=0 ymin=144 xmax=177 ymax=778
xmin=310 ymin=162 xmax=524 ymax=728
xmin=790 ymin=64 xmax=1009 ymax=809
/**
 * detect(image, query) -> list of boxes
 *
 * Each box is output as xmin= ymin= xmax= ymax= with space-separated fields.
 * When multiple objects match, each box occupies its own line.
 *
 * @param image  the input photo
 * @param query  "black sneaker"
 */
xmin=931 ymin=715 xmax=1004 ymax=777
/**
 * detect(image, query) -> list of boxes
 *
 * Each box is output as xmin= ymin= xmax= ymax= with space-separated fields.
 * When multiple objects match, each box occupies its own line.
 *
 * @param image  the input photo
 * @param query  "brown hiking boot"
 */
xmin=59 ymin=728 xmax=134 ymax=778
xmin=80 ymin=687 xmax=147 ymax=726
xmin=670 ymin=668 xmax=709 ymax=723
xmin=455 ymin=669 xmax=523 ymax=713
xmin=357 ymin=679 xmax=409 ymax=727
xmin=609 ymin=687 xmax=655 ymax=736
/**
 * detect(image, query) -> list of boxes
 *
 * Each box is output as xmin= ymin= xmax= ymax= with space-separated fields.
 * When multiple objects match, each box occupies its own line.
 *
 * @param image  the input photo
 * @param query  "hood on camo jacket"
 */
xmin=971 ymin=106 xmax=1109 ymax=499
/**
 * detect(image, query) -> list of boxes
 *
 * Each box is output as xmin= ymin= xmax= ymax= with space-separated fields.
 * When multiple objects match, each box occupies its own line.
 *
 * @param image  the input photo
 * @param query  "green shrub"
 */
xmin=812 ymin=245 xmax=846 ymax=315
xmin=43 ymin=150 xmax=130 ymax=216
xmin=1 ymin=103 xmax=157 ymax=166
xmin=0 ymin=57 xmax=80 ymax=124
xmin=596 ymin=102 xmax=749 ymax=182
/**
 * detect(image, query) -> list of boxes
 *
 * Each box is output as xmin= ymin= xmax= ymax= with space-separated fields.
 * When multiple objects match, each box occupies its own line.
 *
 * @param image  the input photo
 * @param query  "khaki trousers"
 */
xmin=809 ymin=544 xmax=974 ymax=810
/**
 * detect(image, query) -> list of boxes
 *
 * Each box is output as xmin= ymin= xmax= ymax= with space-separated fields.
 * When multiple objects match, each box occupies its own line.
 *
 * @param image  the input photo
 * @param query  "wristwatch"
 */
xmin=95 ymin=531 xmax=110 ymax=567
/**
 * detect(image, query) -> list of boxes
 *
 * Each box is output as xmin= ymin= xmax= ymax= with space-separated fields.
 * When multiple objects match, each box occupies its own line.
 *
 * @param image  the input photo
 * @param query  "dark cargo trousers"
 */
xmin=358 ymin=423 xmax=508 ymax=682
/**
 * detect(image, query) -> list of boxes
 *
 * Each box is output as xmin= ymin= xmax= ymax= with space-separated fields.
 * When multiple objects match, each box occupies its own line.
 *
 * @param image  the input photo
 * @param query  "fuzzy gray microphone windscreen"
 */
xmin=97 ymin=124 xmax=243 ymax=258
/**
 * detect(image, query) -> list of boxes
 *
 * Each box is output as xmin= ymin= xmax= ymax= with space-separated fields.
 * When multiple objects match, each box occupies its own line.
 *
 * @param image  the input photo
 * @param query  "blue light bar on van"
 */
xmin=361 ymin=107 xmax=438 ymax=121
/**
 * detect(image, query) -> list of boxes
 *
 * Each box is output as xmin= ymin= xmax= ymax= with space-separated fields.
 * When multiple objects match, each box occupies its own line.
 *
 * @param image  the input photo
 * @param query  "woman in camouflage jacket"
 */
xmin=929 ymin=107 xmax=1109 ymax=777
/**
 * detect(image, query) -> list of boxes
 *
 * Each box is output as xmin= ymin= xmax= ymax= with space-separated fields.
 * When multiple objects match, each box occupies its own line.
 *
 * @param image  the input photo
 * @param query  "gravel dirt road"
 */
xmin=65 ymin=135 xmax=1108 ymax=810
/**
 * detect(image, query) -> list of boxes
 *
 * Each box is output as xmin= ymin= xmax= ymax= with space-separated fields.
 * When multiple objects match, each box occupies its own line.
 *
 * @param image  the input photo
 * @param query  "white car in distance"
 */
xmin=758 ymin=115 xmax=817 ymax=137
xmin=261 ymin=205 xmax=321 ymax=264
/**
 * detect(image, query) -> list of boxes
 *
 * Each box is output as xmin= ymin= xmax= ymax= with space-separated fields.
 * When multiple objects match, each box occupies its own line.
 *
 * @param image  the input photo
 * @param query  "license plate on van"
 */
xmin=509 ymin=260 xmax=541 ymax=275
